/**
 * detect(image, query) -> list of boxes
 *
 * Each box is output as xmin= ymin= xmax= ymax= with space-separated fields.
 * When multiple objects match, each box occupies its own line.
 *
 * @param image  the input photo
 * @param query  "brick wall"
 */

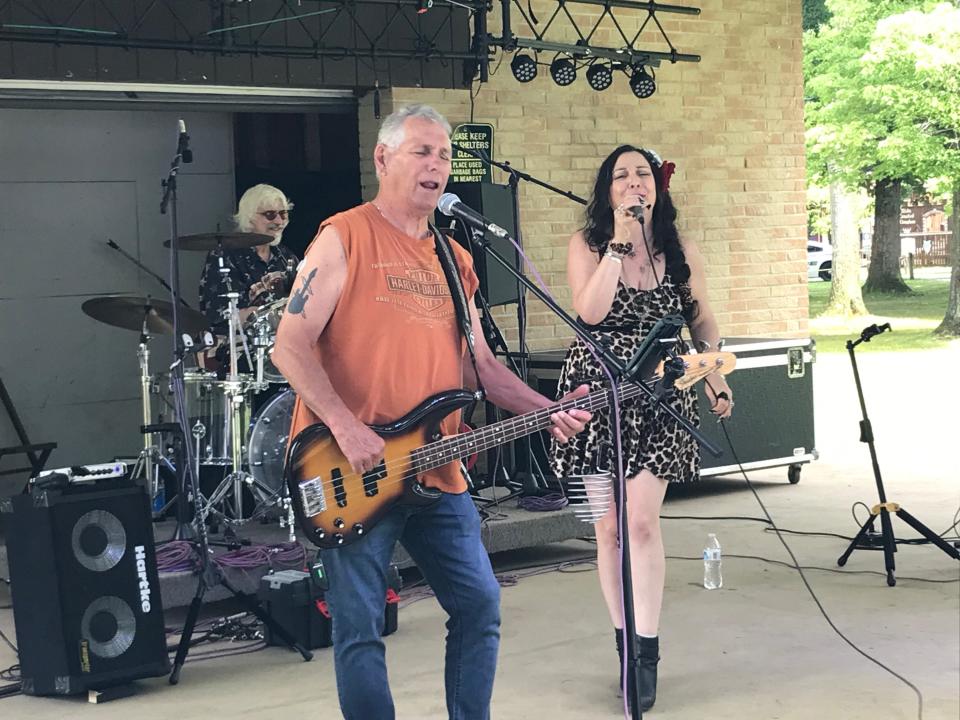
xmin=358 ymin=0 xmax=808 ymax=350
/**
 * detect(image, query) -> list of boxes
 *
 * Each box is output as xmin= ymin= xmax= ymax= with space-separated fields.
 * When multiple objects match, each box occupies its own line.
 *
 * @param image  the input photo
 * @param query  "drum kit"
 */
xmin=82 ymin=231 xmax=298 ymax=539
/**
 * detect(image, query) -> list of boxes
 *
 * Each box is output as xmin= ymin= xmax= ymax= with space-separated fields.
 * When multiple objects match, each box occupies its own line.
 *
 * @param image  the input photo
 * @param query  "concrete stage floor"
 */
xmin=1 ymin=348 xmax=958 ymax=719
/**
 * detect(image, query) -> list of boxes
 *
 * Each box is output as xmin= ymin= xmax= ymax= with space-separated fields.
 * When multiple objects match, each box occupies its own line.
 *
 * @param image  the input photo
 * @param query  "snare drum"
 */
xmin=151 ymin=370 xmax=251 ymax=465
xmin=247 ymin=388 xmax=296 ymax=502
xmin=246 ymin=298 xmax=288 ymax=384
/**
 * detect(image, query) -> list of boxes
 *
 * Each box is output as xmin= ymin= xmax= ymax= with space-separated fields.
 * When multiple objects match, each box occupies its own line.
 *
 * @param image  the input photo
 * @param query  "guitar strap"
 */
xmin=430 ymin=224 xmax=486 ymax=401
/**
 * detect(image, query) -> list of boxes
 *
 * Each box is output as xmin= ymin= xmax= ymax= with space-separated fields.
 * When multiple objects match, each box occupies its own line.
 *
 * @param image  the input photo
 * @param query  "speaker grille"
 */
xmin=71 ymin=509 xmax=127 ymax=572
xmin=80 ymin=596 xmax=136 ymax=659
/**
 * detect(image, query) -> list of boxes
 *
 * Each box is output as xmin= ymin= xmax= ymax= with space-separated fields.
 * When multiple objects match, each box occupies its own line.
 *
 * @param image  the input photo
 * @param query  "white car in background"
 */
xmin=807 ymin=241 xmax=833 ymax=281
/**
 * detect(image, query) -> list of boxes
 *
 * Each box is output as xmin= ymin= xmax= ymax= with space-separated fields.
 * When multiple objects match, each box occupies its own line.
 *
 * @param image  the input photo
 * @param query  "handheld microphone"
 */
xmin=627 ymin=203 xmax=652 ymax=222
xmin=177 ymin=119 xmax=194 ymax=164
xmin=438 ymin=193 xmax=509 ymax=238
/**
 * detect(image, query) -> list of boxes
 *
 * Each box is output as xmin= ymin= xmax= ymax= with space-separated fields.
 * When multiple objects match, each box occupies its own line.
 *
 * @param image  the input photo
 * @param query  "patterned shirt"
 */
xmin=198 ymin=244 xmax=299 ymax=334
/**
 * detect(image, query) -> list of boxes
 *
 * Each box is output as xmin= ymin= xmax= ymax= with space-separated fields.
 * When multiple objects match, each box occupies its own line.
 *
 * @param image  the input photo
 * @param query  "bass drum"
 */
xmin=247 ymin=388 xmax=297 ymax=504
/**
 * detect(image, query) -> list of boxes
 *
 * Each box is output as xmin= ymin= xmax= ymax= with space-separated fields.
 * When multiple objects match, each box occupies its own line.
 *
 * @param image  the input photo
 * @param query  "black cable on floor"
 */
xmin=717 ymin=420 xmax=925 ymax=720
xmin=0 ymin=628 xmax=16 ymax=656
xmin=660 ymin=514 xmax=772 ymax=524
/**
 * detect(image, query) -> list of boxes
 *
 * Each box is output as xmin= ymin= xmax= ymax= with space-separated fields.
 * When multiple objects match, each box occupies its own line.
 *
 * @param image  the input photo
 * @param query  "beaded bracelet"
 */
xmin=607 ymin=241 xmax=634 ymax=257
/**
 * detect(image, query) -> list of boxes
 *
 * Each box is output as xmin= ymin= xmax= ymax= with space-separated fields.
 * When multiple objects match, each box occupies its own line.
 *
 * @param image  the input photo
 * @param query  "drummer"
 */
xmin=198 ymin=184 xmax=299 ymax=365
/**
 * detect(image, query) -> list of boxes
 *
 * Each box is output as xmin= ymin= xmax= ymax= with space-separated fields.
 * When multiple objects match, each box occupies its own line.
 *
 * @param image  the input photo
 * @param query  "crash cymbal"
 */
xmin=164 ymin=232 xmax=273 ymax=252
xmin=81 ymin=296 xmax=209 ymax=336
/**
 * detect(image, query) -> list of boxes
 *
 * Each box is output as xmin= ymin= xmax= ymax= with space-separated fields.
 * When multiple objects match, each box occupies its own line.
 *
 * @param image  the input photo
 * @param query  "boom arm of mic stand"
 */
xmin=452 ymin=142 xmax=588 ymax=206
xmin=464 ymin=230 xmax=624 ymax=373
xmin=468 ymin=231 xmax=724 ymax=458
xmin=106 ymin=240 xmax=194 ymax=309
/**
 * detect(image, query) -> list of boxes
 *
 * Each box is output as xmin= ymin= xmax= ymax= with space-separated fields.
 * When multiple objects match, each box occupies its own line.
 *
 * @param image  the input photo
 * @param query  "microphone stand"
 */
xmin=836 ymin=323 xmax=959 ymax=584
xmin=463 ymin=225 xmax=722 ymax=720
xmin=466 ymin=228 xmax=555 ymax=499
xmin=159 ymin=122 xmax=312 ymax=686
xmin=451 ymin=142 xmax=588 ymax=495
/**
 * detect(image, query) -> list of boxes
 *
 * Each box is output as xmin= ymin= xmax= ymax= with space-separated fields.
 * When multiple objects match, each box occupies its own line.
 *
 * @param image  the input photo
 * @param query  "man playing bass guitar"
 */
xmin=272 ymin=104 xmax=591 ymax=720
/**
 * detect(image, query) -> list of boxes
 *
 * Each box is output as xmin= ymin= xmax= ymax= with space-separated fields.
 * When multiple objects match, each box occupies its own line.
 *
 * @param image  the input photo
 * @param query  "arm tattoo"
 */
xmin=287 ymin=268 xmax=317 ymax=317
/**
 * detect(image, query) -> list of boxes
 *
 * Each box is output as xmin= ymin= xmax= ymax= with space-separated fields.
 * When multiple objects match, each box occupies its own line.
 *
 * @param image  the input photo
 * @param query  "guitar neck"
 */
xmin=411 ymin=383 xmax=641 ymax=474
xmin=411 ymin=350 xmax=735 ymax=474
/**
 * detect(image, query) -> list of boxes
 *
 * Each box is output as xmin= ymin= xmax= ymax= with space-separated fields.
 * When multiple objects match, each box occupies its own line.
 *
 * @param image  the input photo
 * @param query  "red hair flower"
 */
xmin=660 ymin=161 xmax=676 ymax=192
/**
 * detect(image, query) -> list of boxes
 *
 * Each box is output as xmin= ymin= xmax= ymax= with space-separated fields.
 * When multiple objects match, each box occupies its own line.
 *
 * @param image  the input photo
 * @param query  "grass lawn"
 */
xmin=808 ymin=279 xmax=955 ymax=352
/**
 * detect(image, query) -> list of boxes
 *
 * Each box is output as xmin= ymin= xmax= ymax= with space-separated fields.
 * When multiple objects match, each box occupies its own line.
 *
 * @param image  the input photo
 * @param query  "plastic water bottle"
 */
xmin=703 ymin=533 xmax=723 ymax=589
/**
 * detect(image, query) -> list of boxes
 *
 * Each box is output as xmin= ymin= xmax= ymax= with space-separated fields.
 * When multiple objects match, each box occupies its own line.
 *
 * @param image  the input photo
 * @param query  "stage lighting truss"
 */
xmin=487 ymin=0 xmax=700 ymax=96
xmin=0 ymin=0 xmax=482 ymax=89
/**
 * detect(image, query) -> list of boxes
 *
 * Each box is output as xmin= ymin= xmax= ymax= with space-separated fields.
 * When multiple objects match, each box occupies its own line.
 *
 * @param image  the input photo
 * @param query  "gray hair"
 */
xmin=233 ymin=184 xmax=293 ymax=232
xmin=376 ymin=104 xmax=452 ymax=148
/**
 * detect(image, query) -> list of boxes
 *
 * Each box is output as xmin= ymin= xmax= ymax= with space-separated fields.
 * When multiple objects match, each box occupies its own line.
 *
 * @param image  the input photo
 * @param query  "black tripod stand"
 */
xmin=158 ymin=120 xmax=313 ymax=683
xmin=836 ymin=323 xmax=960 ymax=585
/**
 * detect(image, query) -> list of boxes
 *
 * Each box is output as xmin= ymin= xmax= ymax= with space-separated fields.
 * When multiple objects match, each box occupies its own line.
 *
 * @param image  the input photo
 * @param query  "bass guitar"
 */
xmin=286 ymin=352 xmax=735 ymax=549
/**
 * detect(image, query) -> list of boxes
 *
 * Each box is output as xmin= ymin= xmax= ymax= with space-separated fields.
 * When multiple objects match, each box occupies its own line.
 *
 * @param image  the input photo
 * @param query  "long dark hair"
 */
xmin=582 ymin=145 xmax=696 ymax=321
xmin=583 ymin=144 xmax=691 ymax=279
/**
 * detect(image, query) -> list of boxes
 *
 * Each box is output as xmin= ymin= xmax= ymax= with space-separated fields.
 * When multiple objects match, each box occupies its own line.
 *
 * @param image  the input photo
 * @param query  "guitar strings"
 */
xmin=291 ymin=360 xmax=729 ymax=502
xmin=294 ymin=387 xmax=619 ymax=498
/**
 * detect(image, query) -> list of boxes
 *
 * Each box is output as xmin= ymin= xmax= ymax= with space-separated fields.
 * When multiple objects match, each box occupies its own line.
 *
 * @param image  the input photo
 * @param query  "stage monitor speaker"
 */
xmin=3 ymin=481 xmax=170 ymax=695
xmin=436 ymin=182 xmax=521 ymax=307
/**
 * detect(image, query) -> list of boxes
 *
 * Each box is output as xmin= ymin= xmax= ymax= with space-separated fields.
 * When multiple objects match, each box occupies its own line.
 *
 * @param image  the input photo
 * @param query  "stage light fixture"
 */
xmin=629 ymin=65 xmax=656 ymax=99
xmin=510 ymin=53 xmax=538 ymax=83
xmin=549 ymin=55 xmax=577 ymax=87
xmin=586 ymin=61 xmax=613 ymax=91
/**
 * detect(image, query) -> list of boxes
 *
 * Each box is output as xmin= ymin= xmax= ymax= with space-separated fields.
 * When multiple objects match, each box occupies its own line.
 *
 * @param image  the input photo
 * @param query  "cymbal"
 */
xmin=164 ymin=232 xmax=273 ymax=252
xmin=81 ymin=296 xmax=209 ymax=336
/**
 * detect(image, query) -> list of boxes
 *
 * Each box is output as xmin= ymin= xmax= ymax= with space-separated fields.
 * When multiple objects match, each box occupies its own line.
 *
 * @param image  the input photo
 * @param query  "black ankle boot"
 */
xmin=638 ymin=635 xmax=660 ymax=712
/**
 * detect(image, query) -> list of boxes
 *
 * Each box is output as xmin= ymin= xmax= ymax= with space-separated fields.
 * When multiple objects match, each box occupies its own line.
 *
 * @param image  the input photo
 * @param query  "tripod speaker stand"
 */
xmin=836 ymin=323 xmax=960 ymax=585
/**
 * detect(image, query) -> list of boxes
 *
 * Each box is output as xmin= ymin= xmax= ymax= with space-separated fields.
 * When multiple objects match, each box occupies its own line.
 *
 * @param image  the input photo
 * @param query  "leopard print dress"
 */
xmin=550 ymin=272 xmax=701 ymax=483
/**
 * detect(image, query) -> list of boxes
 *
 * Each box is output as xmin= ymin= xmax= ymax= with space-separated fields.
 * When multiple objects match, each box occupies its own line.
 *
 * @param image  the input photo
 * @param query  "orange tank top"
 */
xmin=288 ymin=202 xmax=479 ymax=493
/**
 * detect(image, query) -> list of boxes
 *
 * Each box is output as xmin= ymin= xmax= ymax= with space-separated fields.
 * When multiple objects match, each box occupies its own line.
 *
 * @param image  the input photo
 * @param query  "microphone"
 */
xmin=177 ymin=119 xmax=193 ymax=164
xmin=627 ymin=203 xmax=652 ymax=222
xmin=438 ymin=193 xmax=509 ymax=238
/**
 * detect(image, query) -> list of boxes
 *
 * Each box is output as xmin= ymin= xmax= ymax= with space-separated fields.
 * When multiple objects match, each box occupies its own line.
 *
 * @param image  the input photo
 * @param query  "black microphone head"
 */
xmin=438 ymin=193 xmax=460 ymax=216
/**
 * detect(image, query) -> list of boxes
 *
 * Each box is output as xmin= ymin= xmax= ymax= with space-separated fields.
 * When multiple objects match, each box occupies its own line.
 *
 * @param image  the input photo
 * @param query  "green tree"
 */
xmin=861 ymin=3 xmax=960 ymax=333
xmin=805 ymin=0 xmax=940 ymax=298
xmin=802 ymin=0 xmax=831 ymax=31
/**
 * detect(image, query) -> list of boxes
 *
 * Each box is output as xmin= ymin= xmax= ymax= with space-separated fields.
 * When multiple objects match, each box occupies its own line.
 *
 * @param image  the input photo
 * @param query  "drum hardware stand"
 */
xmin=159 ymin=119 xmax=312 ymax=685
xmin=203 ymin=260 xmax=258 ymax=523
xmin=837 ymin=323 xmax=960 ymax=585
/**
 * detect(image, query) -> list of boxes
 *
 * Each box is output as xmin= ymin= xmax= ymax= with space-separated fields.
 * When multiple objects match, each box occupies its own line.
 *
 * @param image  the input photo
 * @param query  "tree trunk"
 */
xmin=934 ymin=181 xmax=960 ymax=336
xmin=825 ymin=182 xmax=867 ymax=316
xmin=863 ymin=177 xmax=911 ymax=293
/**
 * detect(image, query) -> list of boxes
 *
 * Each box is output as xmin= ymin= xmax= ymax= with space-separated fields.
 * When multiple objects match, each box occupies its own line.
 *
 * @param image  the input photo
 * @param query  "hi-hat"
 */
xmin=164 ymin=232 xmax=273 ymax=252
xmin=81 ymin=296 xmax=209 ymax=336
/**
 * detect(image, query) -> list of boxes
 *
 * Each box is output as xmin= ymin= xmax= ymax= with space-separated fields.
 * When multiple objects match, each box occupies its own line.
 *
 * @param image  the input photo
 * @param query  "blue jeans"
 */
xmin=321 ymin=490 xmax=501 ymax=720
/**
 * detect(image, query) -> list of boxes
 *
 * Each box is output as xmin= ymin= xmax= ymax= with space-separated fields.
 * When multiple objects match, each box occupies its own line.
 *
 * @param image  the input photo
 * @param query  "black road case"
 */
xmin=695 ymin=337 xmax=817 ymax=483
xmin=525 ymin=337 xmax=817 ymax=484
